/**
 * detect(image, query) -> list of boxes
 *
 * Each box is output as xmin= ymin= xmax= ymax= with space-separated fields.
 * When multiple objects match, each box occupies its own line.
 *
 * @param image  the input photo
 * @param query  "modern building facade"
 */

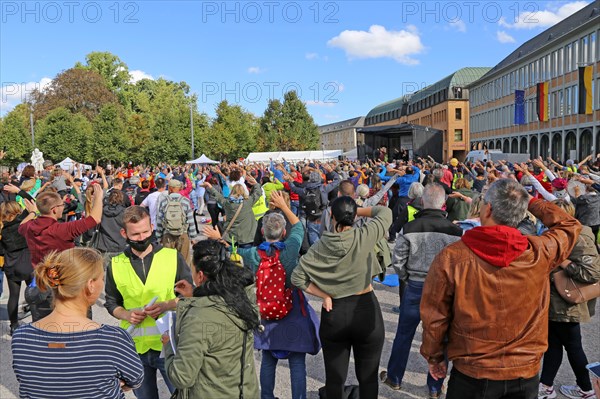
xmin=319 ymin=116 xmax=364 ymax=152
xmin=364 ymin=67 xmax=491 ymax=161
xmin=469 ymin=2 xmax=600 ymax=162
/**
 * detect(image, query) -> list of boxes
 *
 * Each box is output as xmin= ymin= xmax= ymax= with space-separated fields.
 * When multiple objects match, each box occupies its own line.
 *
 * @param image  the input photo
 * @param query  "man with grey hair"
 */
xmin=381 ymin=183 xmax=463 ymax=398
xmin=420 ymin=179 xmax=581 ymax=399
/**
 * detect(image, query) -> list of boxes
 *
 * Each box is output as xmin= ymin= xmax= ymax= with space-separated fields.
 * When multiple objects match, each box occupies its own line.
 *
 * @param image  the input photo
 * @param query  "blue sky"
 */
xmin=0 ymin=1 xmax=592 ymax=125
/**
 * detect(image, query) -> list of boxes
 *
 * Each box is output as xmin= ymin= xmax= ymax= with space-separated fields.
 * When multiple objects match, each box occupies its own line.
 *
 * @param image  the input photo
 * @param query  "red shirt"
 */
xmin=18 ymin=216 xmax=98 ymax=268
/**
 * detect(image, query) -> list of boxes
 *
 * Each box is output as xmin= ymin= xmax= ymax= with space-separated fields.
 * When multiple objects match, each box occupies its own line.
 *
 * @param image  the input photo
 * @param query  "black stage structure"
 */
xmin=356 ymin=124 xmax=443 ymax=162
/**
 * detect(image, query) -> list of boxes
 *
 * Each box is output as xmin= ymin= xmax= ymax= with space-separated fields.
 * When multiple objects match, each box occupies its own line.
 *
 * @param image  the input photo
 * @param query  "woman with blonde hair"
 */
xmin=12 ymin=248 xmax=144 ymax=398
xmin=204 ymin=177 xmax=263 ymax=248
xmin=0 ymin=199 xmax=33 ymax=335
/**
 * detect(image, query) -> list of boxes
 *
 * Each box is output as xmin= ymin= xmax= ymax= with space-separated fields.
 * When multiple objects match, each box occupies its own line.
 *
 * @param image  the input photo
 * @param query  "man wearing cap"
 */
xmin=156 ymin=179 xmax=198 ymax=266
xmin=40 ymin=160 xmax=54 ymax=184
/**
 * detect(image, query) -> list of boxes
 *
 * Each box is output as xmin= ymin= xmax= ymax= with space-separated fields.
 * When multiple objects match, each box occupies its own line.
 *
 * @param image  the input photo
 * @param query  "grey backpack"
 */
xmin=163 ymin=196 xmax=187 ymax=236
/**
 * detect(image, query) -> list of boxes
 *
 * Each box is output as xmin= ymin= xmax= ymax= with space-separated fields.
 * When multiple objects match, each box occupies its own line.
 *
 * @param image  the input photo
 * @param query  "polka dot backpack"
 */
xmin=256 ymin=249 xmax=293 ymax=320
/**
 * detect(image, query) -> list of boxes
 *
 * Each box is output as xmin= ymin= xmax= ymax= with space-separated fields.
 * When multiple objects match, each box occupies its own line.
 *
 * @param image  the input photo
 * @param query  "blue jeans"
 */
xmin=260 ymin=351 xmax=307 ymax=399
xmin=0 ymin=269 xmax=4 ymax=297
xmin=134 ymin=350 xmax=175 ymax=399
xmin=290 ymin=200 xmax=300 ymax=216
xmin=306 ymin=220 xmax=321 ymax=246
xmin=386 ymin=280 xmax=444 ymax=393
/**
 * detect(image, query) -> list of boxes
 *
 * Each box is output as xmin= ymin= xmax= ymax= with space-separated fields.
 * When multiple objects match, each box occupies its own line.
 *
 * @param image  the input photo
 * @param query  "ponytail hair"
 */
xmin=330 ymin=196 xmax=357 ymax=233
xmin=192 ymin=240 xmax=259 ymax=331
xmin=35 ymin=248 xmax=104 ymax=302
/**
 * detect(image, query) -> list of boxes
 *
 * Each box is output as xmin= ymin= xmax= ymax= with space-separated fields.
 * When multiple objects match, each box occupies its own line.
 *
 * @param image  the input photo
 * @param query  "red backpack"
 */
xmin=256 ymin=249 xmax=293 ymax=320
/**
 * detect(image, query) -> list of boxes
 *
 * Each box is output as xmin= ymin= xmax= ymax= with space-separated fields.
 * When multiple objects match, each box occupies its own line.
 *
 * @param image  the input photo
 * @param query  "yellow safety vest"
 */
xmin=112 ymin=248 xmax=178 ymax=354
xmin=252 ymin=193 xmax=269 ymax=221
xmin=407 ymin=205 xmax=418 ymax=222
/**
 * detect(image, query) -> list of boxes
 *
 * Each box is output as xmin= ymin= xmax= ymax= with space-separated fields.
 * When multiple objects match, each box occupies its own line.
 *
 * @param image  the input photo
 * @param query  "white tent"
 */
xmin=56 ymin=157 xmax=92 ymax=171
xmin=186 ymin=154 xmax=219 ymax=164
xmin=246 ymin=150 xmax=342 ymax=163
xmin=342 ymin=148 xmax=358 ymax=161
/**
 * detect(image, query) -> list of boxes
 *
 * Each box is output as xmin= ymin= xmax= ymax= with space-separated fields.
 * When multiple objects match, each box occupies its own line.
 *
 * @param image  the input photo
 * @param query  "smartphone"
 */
xmin=2 ymin=146 xmax=6 ymax=152
xmin=587 ymin=362 xmax=600 ymax=379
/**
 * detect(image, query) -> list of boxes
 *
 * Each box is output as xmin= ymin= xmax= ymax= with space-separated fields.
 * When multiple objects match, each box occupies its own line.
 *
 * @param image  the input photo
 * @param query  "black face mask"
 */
xmin=127 ymin=236 xmax=153 ymax=252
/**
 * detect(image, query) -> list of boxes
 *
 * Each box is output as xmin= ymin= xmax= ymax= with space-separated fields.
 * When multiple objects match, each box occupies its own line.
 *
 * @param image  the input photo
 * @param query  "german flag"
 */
xmin=536 ymin=82 xmax=549 ymax=121
xmin=578 ymin=66 xmax=592 ymax=115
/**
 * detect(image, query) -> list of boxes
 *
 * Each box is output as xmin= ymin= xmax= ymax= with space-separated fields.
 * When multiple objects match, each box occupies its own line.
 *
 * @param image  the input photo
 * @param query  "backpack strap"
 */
xmin=297 ymin=288 xmax=307 ymax=317
xmin=222 ymin=203 xmax=243 ymax=241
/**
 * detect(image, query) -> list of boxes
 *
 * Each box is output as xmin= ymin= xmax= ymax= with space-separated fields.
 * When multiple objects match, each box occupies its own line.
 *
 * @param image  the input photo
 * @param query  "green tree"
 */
xmin=30 ymin=68 xmax=118 ymax=122
xmin=75 ymin=51 xmax=131 ymax=92
xmin=138 ymin=79 xmax=194 ymax=164
xmin=208 ymin=101 xmax=258 ymax=160
xmin=0 ymin=104 xmax=33 ymax=165
xmin=258 ymin=99 xmax=284 ymax=151
xmin=37 ymin=108 xmax=93 ymax=163
xmin=90 ymin=104 xmax=129 ymax=163
xmin=280 ymin=91 xmax=320 ymax=151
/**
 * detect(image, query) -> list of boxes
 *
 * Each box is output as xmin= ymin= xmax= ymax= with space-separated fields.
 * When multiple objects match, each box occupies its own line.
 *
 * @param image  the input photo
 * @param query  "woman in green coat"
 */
xmin=538 ymin=199 xmax=600 ymax=399
xmin=164 ymin=240 xmax=260 ymax=399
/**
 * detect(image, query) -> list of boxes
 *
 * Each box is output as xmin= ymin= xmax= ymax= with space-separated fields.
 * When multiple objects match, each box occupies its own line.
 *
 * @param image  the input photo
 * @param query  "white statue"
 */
xmin=31 ymin=148 xmax=45 ymax=172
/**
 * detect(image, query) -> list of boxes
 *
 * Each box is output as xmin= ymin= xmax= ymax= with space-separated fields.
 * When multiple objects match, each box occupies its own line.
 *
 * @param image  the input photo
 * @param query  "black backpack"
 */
xmin=301 ymin=186 xmax=323 ymax=218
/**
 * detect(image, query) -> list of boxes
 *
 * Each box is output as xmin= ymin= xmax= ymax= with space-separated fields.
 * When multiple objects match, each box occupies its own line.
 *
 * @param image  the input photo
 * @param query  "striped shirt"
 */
xmin=12 ymin=324 xmax=144 ymax=399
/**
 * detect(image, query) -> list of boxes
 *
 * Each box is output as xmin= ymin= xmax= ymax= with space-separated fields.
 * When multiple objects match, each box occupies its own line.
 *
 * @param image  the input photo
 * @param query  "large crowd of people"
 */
xmin=0 ymin=147 xmax=599 ymax=399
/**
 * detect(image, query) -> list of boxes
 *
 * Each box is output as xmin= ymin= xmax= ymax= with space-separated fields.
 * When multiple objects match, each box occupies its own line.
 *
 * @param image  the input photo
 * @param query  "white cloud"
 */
xmin=306 ymin=52 xmax=319 ymax=60
xmin=247 ymin=67 xmax=264 ymax=74
xmin=496 ymin=30 xmax=516 ymax=43
xmin=498 ymin=1 xmax=588 ymax=29
xmin=449 ymin=20 xmax=466 ymax=32
xmin=327 ymin=24 xmax=425 ymax=65
xmin=0 ymin=77 xmax=51 ymax=115
xmin=129 ymin=70 xmax=154 ymax=83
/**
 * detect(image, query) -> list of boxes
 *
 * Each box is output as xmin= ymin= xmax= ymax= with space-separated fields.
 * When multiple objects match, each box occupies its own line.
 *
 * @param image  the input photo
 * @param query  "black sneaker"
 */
xmin=10 ymin=323 xmax=19 ymax=337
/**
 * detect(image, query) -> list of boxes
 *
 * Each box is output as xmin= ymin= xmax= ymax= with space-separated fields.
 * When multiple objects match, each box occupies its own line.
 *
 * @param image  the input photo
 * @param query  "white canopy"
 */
xmin=342 ymin=148 xmax=358 ymax=160
xmin=246 ymin=150 xmax=342 ymax=163
xmin=56 ymin=157 xmax=92 ymax=171
xmin=186 ymin=154 xmax=219 ymax=164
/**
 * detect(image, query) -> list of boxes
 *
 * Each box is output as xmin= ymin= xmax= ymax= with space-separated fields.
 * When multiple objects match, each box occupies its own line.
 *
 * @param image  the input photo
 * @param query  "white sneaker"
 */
xmin=560 ymin=385 xmax=596 ymax=399
xmin=538 ymin=383 xmax=557 ymax=399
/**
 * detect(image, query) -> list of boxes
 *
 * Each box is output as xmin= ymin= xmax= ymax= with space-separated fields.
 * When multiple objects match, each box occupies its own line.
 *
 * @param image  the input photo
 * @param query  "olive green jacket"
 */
xmin=165 ymin=290 xmax=259 ymax=399
xmin=549 ymin=225 xmax=600 ymax=323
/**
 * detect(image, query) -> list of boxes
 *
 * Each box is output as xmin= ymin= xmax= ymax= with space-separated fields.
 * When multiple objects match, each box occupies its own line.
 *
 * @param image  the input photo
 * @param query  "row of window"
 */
xmin=471 ymin=30 xmax=598 ymax=107
xmin=471 ymin=81 xmax=600 ymax=133
xmin=365 ymin=87 xmax=466 ymax=126
xmin=471 ymin=85 xmax=579 ymax=133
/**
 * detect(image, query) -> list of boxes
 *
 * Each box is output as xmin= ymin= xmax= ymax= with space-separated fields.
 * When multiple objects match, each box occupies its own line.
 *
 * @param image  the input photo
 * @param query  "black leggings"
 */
xmin=320 ymin=291 xmax=384 ymax=399
xmin=207 ymin=204 xmax=221 ymax=227
xmin=7 ymin=277 xmax=31 ymax=326
xmin=540 ymin=320 xmax=592 ymax=391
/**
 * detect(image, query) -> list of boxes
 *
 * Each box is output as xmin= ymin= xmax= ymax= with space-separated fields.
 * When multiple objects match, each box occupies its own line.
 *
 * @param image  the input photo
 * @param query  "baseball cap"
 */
xmin=168 ymin=179 xmax=183 ymax=188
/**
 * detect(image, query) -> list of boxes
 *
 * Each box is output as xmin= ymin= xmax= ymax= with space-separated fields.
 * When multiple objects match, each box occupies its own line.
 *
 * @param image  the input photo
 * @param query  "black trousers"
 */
xmin=7 ymin=277 xmax=31 ymax=325
xmin=320 ymin=291 xmax=384 ymax=399
xmin=447 ymin=367 xmax=539 ymax=399
xmin=206 ymin=203 xmax=221 ymax=227
xmin=540 ymin=320 xmax=592 ymax=391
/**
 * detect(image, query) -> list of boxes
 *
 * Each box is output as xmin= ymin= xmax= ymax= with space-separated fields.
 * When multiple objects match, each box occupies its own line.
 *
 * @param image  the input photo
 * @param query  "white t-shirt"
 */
xmin=141 ymin=190 xmax=168 ymax=228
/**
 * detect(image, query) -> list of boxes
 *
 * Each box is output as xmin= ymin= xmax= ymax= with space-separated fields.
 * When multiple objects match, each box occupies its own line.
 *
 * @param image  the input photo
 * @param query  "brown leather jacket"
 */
xmin=420 ymin=199 xmax=581 ymax=380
